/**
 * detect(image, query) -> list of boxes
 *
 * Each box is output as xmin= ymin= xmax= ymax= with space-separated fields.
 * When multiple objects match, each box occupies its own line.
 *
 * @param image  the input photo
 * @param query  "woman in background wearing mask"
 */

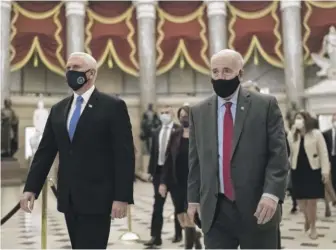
xmin=158 ymin=105 xmax=202 ymax=249
xmin=287 ymin=111 xmax=330 ymax=240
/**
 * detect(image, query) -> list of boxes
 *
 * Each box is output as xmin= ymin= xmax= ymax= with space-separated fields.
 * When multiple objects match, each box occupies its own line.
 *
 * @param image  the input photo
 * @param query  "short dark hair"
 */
xmin=177 ymin=105 xmax=190 ymax=119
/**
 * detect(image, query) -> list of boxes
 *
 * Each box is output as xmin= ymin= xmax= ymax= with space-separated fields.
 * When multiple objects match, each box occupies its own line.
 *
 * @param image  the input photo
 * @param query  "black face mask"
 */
xmin=180 ymin=118 xmax=189 ymax=128
xmin=211 ymin=76 xmax=240 ymax=98
xmin=66 ymin=70 xmax=90 ymax=91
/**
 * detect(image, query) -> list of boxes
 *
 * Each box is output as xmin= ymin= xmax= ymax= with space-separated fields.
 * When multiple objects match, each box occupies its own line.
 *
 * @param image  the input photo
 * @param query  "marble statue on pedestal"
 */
xmin=305 ymin=25 xmax=336 ymax=115
xmin=311 ymin=26 xmax=336 ymax=79
xmin=30 ymin=98 xmax=49 ymax=155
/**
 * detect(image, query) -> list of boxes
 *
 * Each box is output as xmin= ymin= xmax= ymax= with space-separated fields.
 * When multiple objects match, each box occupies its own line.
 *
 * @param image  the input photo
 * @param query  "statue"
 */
xmin=1 ymin=98 xmax=19 ymax=159
xmin=311 ymin=26 xmax=336 ymax=79
xmin=33 ymin=99 xmax=49 ymax=134
xmin=30 ymin=98 xmax=49 ymax=156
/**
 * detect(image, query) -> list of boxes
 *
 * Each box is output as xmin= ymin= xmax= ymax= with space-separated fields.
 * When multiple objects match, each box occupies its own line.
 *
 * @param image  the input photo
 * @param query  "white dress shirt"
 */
xmin=67 ymin=85 xmax=95 ymax=131
xmin=157 ymin=121 xmax=174 ymax=166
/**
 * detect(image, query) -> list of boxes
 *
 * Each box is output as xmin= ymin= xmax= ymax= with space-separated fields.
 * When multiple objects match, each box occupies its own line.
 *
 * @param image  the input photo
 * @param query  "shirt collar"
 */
xmin=217 ymin=86 xmax=240 ymax=108
xmin=73 ymin=85 xmax=95 ymax=104
xmin=163 ymin=121 xmax=174 ymax=129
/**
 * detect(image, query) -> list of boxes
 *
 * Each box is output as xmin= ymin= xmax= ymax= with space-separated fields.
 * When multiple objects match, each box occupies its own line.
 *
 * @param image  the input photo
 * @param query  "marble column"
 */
xmin=65 ymin=1 xmax=86 ymax=57
xmin=206 ymin=1 xmax=227 ymax=57
xmin=280 ymin=0 xmax=305 ymax=107
xmin=134 ymin=0 xmax=157 ymax=113
xmin=1 ymin=0 xmax=12 ymax=103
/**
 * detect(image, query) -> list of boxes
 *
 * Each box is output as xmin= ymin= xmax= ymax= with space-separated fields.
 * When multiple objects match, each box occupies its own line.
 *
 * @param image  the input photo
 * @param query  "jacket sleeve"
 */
xmin=23 ymin=107 xmax=58 ymax=198
xmin=316 ymin=130 xmax=330 ymax=175
xmin=110 ymin=99 xmax=135 ymax=203
xmin=263 ymin=97 xmax=289 ymax=201
xmin=188 ymin=107 xmax=201 ymax=203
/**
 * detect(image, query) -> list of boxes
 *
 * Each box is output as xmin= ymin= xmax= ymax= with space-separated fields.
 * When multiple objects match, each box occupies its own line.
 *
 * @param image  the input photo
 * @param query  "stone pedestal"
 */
xmin=1 ymin=159 xmax=28 ymax=186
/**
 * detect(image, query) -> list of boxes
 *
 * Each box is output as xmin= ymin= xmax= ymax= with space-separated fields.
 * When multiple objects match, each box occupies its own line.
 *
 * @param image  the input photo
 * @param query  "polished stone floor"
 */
xmin=1 ymin=181 xmax=336 ymax=249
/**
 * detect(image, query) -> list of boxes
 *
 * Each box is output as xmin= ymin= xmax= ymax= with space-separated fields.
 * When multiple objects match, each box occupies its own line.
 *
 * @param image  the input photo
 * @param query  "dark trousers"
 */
xmin=204 ymin=195 xmax=278 ymax=249
xmin=150 ymin=169 xmax=182 ymax=238
xmin=331 ymin=156 xmax=336 ymax=191
xmin=64 ymin=199 xmax=111 ymax=249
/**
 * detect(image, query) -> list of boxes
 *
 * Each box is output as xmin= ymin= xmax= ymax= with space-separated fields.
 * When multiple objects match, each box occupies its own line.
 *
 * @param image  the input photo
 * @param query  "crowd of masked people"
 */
xmin=140 ymin=79 xmax=336 ymax=248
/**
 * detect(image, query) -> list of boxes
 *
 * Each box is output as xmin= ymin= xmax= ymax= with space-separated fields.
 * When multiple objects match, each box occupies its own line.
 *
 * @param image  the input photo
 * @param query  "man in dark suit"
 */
xmin=144 ymin=105 xmax=182 ymax=247
xmin=323 ymin=114 xmax=336 ymax=202
xmin=187 ymin=49 xmax=289 ymax=249
xmin=20 ymin=52 xmax=135 ymax=249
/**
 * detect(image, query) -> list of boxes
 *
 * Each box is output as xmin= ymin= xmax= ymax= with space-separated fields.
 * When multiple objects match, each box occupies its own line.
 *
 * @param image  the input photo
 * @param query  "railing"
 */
xmin=1 ymin=178 xmax=140 ymax=249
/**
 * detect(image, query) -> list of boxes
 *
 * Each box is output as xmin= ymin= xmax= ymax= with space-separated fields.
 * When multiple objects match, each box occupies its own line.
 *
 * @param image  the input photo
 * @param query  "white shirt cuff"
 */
xmin=262 ymin=193 xmax=279 ymax=203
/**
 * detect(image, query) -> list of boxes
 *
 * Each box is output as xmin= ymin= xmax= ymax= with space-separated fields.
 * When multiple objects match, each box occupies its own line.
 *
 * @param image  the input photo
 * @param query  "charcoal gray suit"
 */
xmin=188 ymin=88 xmax=289 ymax=249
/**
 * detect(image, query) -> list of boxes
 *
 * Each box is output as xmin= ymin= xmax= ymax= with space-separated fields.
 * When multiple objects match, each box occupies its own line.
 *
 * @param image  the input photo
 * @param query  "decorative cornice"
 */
xmin=280 ymin=0 xmax=301 ymax=10
xmin=206 ymin=0 xmax=227 ymax=17
xmin=133 ymin=0 xmax=156 ymax=19
xmin=0 ymin=0 xmax=11 ymax=10
xmin=65 ymin=1 xmax=86 ymax=17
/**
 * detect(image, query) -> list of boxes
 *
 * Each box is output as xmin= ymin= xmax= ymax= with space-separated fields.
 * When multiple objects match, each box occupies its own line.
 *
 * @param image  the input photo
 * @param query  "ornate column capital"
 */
xmin=65 ymin=1 xmax=86 ymax=17
xmin=133 ymin=0 xmax=156 ymax=20
xmin=0 ymin=0 xmax=12 ymax=10
xmin=206 ymin=0 xmax=227 ymax=17
xmin=280 ymin=0 xmax=301 ymax=10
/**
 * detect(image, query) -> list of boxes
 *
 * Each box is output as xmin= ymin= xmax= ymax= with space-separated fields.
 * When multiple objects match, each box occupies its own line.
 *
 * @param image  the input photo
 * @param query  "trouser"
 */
xmin=204 ymin=194 xmax=278 ymax=249
xmin=150 ymin=169 xmax=182 ymax=238
xmin=64 ymin=199 xmax=111 ymax=249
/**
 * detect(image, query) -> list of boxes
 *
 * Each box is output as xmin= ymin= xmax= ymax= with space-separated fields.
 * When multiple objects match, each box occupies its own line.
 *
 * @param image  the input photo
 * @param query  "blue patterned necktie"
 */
xmin=68 ymin=96 xmax=83 ymax=140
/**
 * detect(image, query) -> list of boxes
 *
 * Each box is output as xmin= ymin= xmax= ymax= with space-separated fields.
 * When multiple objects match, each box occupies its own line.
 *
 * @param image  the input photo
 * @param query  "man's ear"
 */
xmin=238 ymin=69 xmax=244 ymax=80
xmin=89 ymin=69 xmax=96 ymax=80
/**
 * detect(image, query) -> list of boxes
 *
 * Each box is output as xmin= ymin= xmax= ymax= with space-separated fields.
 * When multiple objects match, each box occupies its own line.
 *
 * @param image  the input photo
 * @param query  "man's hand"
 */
xmin=158 ymin=184 xmax=167 ymax=198
xmin=187 ymin=203 xmax=200 ymax=222
xmin=322 ymin=173 xmax=329 ymax=184
xmin=254 ymin=196 xmax=277 ymax=224
xmin=20 ymin=192 xmax=36 ymax=213
xmin=111 ymin=201 xmax=128 ymax=219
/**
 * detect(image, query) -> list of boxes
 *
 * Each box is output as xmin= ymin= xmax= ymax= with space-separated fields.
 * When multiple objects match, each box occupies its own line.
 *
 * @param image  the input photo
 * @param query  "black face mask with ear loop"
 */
xmin=66 ymin=70 xmax=91 ymax=91
xmin=211 ymin=76 xmax=241 ymax=98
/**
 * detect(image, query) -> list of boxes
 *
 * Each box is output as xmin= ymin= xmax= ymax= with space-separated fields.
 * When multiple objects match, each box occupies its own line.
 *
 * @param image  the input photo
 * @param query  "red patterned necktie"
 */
xmin=223 ymin=102 xmax=234 ymax=200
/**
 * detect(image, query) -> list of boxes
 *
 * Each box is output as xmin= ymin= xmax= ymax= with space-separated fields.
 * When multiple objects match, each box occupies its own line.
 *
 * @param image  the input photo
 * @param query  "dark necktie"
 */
xmin=223 ymin=102 xmax=234 ymax=200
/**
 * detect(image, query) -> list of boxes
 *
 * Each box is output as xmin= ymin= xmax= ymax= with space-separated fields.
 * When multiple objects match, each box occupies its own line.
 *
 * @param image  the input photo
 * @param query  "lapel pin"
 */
xmin=241 ymin=106 xmax=244 ymax=111
xmin=88 ymin=104 xmax=93 ymax=108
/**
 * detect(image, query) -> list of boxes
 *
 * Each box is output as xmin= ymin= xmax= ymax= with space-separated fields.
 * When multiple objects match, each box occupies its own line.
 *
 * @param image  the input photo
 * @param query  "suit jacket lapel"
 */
xmin=231 ymin=88 xmax=251 ymax=159
xmin=206 ymin=94 xmax=219 ymax=170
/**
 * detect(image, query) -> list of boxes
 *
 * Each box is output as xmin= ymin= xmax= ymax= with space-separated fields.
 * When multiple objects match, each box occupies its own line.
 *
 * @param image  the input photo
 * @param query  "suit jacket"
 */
xmin=24 ymin=89 xmax=135 ymax=215
xmin=323 ymin=129 xmax=334 ymax=161
xmin=188 ymin=88 xmax=289 ymax=233
xmin=287 ymin=129 xmax=330 ymax=175
xmin=160 ymin=127 xmax=184 ymax=185
xmin=147 ymin=123 xmax=180 ymax=176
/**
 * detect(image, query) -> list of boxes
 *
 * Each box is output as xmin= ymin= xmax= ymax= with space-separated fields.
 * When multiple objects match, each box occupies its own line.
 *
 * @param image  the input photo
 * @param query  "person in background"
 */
xmin=287 ymin=111 xmax=330 ymax=240
xmin=323 ymin=113 xmax=336 ymax=216
xmin=159 ymin=105 xmax=202 ymax=249
xmin=140 ymin=103 xmax=161 ymax=154
xmin=144 ymin=105 xmax=182 ymax=247
xmin=20 ymin=52 xmax=135 ymax=249
xmin=241 ymin=80 xmax=260 ymax=92
xmin=188 ymin=49 xmax=288 ymax=249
